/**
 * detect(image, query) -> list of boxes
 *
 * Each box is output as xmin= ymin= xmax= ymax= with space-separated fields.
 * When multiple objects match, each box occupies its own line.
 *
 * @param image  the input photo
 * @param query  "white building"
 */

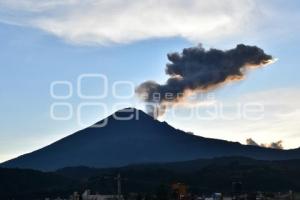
xmin=82 ymin=190 xmax=124 ymax=200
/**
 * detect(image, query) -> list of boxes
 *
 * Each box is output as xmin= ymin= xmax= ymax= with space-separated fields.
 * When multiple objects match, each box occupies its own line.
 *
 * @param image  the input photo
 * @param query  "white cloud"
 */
xmin=0 ymin=0 xmax=261 ymax=45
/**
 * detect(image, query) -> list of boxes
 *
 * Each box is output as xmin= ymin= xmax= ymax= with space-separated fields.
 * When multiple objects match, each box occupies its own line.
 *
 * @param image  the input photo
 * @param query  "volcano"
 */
xmin=2 ymin=108 xmax=300 ymax=171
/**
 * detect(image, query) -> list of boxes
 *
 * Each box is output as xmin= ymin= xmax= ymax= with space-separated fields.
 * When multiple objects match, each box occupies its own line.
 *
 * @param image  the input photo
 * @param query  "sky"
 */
xmin=0 ymin=0 xmax=300 ymax=162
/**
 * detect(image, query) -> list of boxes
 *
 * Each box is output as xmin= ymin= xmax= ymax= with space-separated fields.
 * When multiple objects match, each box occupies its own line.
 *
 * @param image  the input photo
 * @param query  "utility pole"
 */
xmin=115 ymin=173 xmax=122 ymax=200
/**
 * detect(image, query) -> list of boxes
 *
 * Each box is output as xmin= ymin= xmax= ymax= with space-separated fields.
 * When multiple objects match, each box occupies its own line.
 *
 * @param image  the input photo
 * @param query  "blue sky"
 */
xmin=0 ymin=0 xmax=300 ymax=162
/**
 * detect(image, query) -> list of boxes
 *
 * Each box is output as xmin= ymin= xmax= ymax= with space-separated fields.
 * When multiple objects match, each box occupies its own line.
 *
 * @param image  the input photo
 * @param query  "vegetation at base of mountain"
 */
xmin=2 ymin=157 xmax=300 ymax=199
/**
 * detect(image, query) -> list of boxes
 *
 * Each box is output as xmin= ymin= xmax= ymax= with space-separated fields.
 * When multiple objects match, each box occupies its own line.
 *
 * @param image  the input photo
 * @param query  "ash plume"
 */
xmin=262 ymin=140 xmax=284 ymax=150
xmin=136 ymin=44 xmax=274 ymax=118
xmin=246 ymin=138 xmax=259 ymax=146
xmin=246 ymin=138 xmax=283 ymax=149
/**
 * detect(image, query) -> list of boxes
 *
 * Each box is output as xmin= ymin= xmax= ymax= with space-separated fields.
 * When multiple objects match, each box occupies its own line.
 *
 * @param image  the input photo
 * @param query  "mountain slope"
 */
xmin=1 ymin=108 xmax=300 ymax=171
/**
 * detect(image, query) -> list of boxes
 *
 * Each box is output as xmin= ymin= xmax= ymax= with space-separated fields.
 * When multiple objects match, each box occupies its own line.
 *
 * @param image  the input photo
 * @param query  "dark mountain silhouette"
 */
xmin=0 ymin=167 xmax=78 ymax=200
xmin=3 ymin=156 xmax=300 ymax=199
xmin=1 ymin=108 xmax=300 ymax=171
xmin=55 ymin=156 xmax=300 ymax=193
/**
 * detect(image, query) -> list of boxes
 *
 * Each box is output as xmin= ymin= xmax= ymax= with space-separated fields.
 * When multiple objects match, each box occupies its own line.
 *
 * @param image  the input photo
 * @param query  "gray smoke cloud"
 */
xmin=136 ymin=44 xmax=274 ymax=118
xmin=246 ymin=138 xmax=259 ymax=146
xmin=246 ymin=138 xmax=283 ymax=149
xmin=264 ymin=141 xmax=284 ymax=150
